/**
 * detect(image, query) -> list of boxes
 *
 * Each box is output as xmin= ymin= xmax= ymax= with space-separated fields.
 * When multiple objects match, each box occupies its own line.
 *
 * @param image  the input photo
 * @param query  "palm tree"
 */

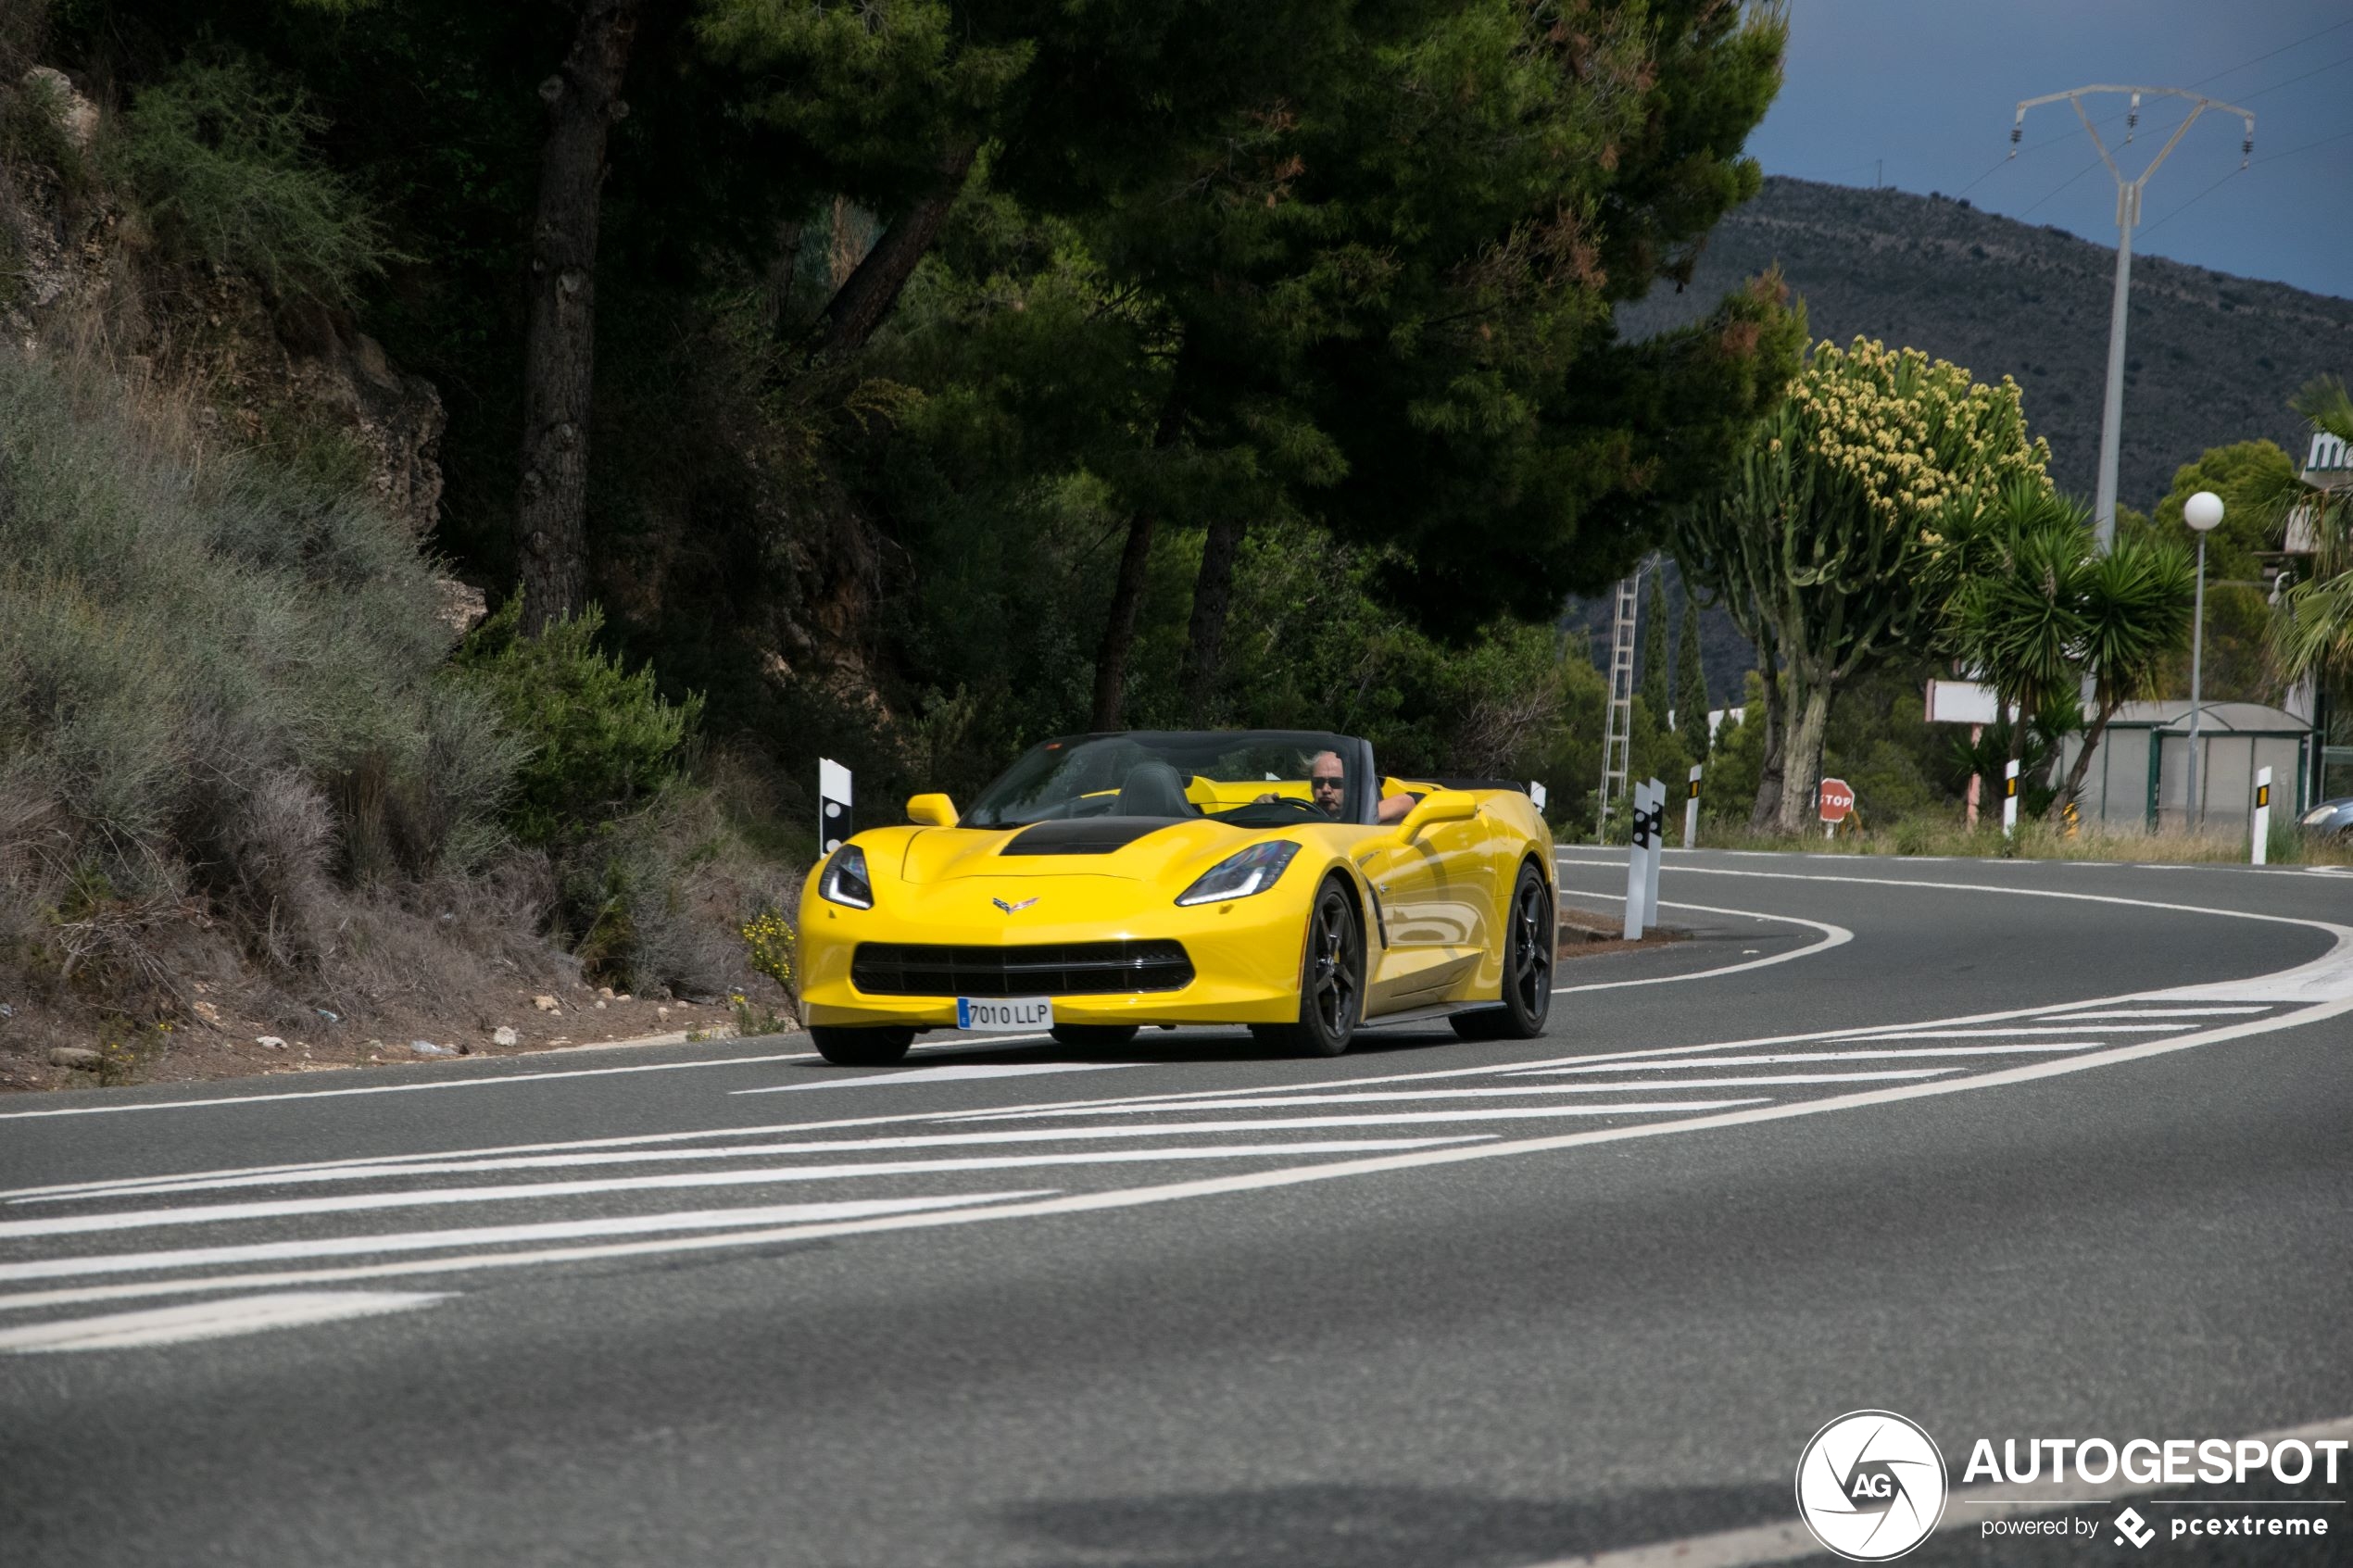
xmin=2271 ymin=378 xmax=2353 ymax=684
xmin=1946 ymin=482 xmax=2195 ymax=810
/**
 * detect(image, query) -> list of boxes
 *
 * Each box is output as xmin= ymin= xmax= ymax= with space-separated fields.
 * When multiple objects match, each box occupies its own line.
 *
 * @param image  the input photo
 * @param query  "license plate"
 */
xmin=956 ymin=997 xmax=1052 ymax=1033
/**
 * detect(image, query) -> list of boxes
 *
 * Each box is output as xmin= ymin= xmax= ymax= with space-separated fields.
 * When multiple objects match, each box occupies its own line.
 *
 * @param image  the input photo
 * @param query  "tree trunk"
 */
xmin=1749 ymin=655 xmax=1785 ymax=830
xmin=1773 ymin=681 xmax=1832 ymax=833
xmin=1090 ymin=376 xmax=1191 ymax=732
xmin=517 ymin=0 xmax=642 ymax=634
xmin=809 ymin=138 xmax=978 ymax=359
xmin=1178 ymin=517 xmax=1247 ymax=722
xmin=2059 ymin=696 xmax=2120 ymax=805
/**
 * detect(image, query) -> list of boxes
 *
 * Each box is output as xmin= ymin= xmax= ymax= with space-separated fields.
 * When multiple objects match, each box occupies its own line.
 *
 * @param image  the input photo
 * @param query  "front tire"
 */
xmin=1050 ymin=1023 xmax=1139 ymax=1048
xmin=1451 ymin=862 xmax=1553 ymax=1042
xmin=1263 ymin=878 xmax=1365 ymax=1058
xmin=809 ymin=1025 xmax=915 ymax=1066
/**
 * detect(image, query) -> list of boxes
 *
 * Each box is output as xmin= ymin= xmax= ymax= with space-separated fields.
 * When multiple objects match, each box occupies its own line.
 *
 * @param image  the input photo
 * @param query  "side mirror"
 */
xmin=1397 ymin=789 xmax=1478 ymax=839
xmin=906 ymin=793 xmax=958 ymax=828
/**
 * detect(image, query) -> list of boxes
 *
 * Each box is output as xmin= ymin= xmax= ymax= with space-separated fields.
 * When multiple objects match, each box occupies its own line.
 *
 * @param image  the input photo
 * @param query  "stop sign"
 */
xmin=1818 ymin=777 xmax=1856 ymax=823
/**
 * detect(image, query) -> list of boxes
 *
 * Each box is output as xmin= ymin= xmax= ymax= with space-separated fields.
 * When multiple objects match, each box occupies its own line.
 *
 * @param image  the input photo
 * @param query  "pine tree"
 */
xmin=1641 ymin=571 xmax=1672 ymax=730
xmin=1676 ymin=589 xmax=1711 ymax=756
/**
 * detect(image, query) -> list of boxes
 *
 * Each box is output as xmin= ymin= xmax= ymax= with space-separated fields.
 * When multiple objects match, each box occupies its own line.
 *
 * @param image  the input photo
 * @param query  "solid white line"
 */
xmin=0 ymin=1193 xmax=1056 ymax=1283
xmin=939 ymin=1075 xmax=1952 ymax=1116
xmin=2040 ymin=1006 xmax=2269 ymax=1019
xmin=0 ymin=1141 xmax=1514 ymax=1241
xmin=4 ymin=987 xmax=2345 ymax=1316
xmin=0 ymin=1051 xmax=821 ymax=1122
xmin=1816 ymin=1025 xmax=2174 ymax=1038
xmin=1549 ymin=891 xmax=1853 ymax=995
xmin=0 ymin=1291 xmax=449 ymax=1353
xmin=734 ymin=1060 xmax=1147 ymax=1095
xmin=1513 ymin=1047 xmax=2100 ymax=1073
xmin=11 ymin=1130 xmax=1493 ymax=1203
xmin=1522 ymin=1412 xmax=2353 ymax=1568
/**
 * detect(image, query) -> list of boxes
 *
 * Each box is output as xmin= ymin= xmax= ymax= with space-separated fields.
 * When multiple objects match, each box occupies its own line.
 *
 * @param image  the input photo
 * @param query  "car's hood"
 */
xmin=896 ymin=818 xmax=1255 ymax=884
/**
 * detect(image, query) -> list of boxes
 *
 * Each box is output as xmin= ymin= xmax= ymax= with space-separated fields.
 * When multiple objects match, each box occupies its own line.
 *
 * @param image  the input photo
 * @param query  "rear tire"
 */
xmin=809 ymin=1025 xmax=915 ymax=1066
xmin=1262 ymin=878 xmax=1365 ymax=1058
xmin=1050 ymin=1023 xmax=1139 ymax=1048
xmin=1449 ymin=863 xmax=1553 ymax=1042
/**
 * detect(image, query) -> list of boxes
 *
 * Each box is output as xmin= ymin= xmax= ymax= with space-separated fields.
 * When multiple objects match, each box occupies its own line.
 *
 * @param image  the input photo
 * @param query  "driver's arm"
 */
xmin=1377 ymin=792 xmax=1416 ymax=825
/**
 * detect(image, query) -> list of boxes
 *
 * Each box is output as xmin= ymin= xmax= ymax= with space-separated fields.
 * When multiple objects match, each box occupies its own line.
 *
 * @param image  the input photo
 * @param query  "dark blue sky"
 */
xmin=1743 ymin=1 xmax=2353 ymax=300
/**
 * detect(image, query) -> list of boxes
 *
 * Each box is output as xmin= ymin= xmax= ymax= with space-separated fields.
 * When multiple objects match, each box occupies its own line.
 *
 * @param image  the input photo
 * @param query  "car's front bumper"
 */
xmin=797 ymin=875 xmax=1311 ymax=1029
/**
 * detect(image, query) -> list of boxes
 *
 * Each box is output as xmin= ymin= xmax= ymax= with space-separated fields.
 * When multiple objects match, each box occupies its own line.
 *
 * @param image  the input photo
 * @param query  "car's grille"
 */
xmin=850 ymin=940 xmax=1194 ymax=997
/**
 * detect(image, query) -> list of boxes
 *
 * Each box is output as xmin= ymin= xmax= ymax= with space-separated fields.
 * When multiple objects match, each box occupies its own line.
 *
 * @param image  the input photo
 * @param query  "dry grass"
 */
xmin=1681 ymin=815 xmax=2353 ymax=866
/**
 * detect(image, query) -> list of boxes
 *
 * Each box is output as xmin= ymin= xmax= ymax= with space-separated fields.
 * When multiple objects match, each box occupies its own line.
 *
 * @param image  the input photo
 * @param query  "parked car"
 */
xmin=2297 ymin=798 xmax=2353 ymax=837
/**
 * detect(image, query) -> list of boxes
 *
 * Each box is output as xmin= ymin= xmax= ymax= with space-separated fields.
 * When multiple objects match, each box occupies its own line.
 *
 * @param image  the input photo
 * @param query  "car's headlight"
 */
xmin=818 ymin=845 xmax=875 ymax=909
xmin=2302 ymin=805 xmax=2341 ymax=827
xmin=1176 ymin=841 xmax=1301 ymax=907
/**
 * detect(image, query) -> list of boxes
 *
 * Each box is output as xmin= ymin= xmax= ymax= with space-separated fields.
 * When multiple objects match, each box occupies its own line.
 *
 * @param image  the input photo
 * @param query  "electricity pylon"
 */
xmin=2010 ymin=86 xmax=2253 ymax=550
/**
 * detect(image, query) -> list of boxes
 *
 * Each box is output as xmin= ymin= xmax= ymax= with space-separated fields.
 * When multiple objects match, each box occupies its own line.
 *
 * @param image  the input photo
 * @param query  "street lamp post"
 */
xmin=2184 ymin=489 xmax=2224 ymax=828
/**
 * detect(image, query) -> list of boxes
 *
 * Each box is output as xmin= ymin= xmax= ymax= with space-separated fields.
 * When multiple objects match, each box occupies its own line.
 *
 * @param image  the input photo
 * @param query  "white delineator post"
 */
xmin=1621 ymin=784 xmax=1650 ymax=941
xmin=1683 ymin=764 xmax=1702 ymax=849
xmin=819 ymin=758 xmax=853 ymax=855
xmin=2252 ymin=765 xmax=2272 ymax=865
xmin=1642 ymin=777 xmax=1664 ymax=928
xmin=2002 ymin=759 xmax=2020 ymax=839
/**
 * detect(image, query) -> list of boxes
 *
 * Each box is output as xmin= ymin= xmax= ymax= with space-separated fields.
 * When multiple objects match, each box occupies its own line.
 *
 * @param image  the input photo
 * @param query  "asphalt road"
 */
xmin=2 ymin=850 xmax=2348 ymax=1567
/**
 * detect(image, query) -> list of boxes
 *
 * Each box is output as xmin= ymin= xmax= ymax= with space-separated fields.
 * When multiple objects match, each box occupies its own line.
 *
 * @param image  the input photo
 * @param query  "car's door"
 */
xmin=1354 ymin=784 xmax=1487 ymax=1010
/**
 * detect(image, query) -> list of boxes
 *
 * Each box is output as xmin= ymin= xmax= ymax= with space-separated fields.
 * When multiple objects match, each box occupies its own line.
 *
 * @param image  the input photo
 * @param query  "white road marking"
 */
xmin=1550 ymin=896 xmax=1852 ymax=994
xmin=1815 ymin=1025 xmax=2174 ymax=1038
xmin=11 ymin=1129 xmax=1496 ymax=1203
xmin=0 ymin=1140 xmax=1508 ymax=1241
xmin=2039 ymin=1006 xmax=2270 ymax=1019
xmin=1513 ymin=1047 xmax=2103 ymax=1073
xmin=0 ymin=1051 xmax=819 ymax=1122
xmin=0 ymin=1291 xmax=448 ymax=1353
xmin=736 ymin=1060 xmax=1145 ymax=1094
xmin=0 ymin=1193 xmax=1055 ymax=1283
xmin=938 ymin=1074 xmax=1954 ymax=1117
xmin=2 ymin=987 xmax=2343 ymax=1317
xmin=1556 ymin=858 xmax=2353 ymax=1000
xmin=1525 ymin=1411 xmax=2353 ymax=1568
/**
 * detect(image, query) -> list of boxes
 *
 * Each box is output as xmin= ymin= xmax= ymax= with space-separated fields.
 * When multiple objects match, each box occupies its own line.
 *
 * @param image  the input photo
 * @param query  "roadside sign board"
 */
xmin=1818 ymin=777 xmax=1856 ymax=823
xmin=1925 ymin=680 xmax=2001 ymax=725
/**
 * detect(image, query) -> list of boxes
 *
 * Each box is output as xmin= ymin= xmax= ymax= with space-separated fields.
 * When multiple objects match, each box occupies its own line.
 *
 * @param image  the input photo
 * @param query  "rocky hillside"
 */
xmin=1621 ymin=176 xmax=2353 ymax=508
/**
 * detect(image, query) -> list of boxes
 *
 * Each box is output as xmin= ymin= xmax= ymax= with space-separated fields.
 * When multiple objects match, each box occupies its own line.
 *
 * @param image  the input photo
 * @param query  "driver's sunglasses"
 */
xmin=1309 ymin=775 xmax=1345 ymax=792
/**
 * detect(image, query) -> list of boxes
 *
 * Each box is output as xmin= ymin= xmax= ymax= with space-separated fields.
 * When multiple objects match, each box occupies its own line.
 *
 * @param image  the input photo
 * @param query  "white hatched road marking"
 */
xmin=934 ymin=1074 xmax=1958 ymax=1119
xmin=735 ymin=1060 xmax=1149 ymax=1094
xmin=0 ymin=1291 xmax=450 ymax=1352
xmin=0 ymin=1193 xmax=1057 ymax=1283
xmin=2038 ymin=1006 xmax=2271 ymax=1019
xmin=0 ymin=1140 xmax=1510 ymax=1241
xmin=6 ymin=1127 xmax=1512 ymax=1204
xmin=1512 ymin=1047 xmax=2105 ymax=1072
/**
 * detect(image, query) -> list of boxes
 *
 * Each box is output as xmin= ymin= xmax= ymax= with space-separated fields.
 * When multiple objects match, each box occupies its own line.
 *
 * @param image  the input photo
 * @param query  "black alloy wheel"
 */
xmin=809 ymin=1025 xmax=915 ymax=1066
xmin=1451 ymin=862 xmax=1554 ymax=1041
xmin=1050 ymin=1023 xmax=1140 ymax=1048
xmin=1268 ymin=878 xmax=1365 ymax=1058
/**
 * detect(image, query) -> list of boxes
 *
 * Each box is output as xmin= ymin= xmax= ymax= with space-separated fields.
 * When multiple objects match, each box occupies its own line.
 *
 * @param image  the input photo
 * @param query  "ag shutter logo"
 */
xmin=1795 ymin=1411 xmax=1949 ymax=1561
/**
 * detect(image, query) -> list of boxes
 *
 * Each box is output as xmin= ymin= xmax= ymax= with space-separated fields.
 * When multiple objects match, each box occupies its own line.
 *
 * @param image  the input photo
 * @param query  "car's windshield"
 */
xmin=963 ymin=731 xmax=1368 ymax=828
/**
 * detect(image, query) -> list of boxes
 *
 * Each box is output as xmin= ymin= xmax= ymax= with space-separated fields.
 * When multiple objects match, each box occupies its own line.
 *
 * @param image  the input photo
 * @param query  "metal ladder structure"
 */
xmin=1595 ymin=566 xmax=1641 ymax=840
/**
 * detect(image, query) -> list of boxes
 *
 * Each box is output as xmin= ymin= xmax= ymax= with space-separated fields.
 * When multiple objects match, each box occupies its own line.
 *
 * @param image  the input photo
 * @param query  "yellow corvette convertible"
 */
xmin=797 ymin=730 xmax=1556 ymax=1064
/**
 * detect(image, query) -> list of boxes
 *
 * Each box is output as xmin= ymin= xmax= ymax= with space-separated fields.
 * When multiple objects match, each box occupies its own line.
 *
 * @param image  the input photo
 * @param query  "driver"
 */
xmin=1274 ymin=749 xmax=1418 ymax=823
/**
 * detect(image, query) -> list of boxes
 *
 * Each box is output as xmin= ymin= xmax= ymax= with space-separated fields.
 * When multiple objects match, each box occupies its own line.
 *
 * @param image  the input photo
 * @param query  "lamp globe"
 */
xmin=2184 ymin=490 xmax=2225 ymax=533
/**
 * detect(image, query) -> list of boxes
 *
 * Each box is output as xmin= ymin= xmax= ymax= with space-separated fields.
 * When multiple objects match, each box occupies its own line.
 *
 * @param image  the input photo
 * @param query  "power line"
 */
xmin=2137 ymin=125 xmax=2353 ymax=239
xmin=2187 ymin=14 xmax=2353 ymax=87
xmin=2017 ymin=152 xmax=2108 ymax=218
xmin=2234 ymin=48 xmax=2353 ymax=103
